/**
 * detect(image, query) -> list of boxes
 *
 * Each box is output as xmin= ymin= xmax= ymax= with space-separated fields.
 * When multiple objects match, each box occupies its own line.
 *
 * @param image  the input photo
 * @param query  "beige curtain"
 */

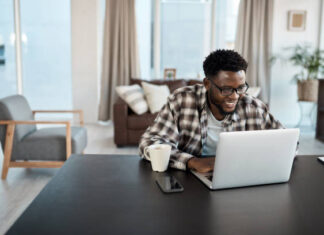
xmin=99 ymin=0 xmax=140 ymax=121
xmin=235 ymin=0 xmax=273 ymax=103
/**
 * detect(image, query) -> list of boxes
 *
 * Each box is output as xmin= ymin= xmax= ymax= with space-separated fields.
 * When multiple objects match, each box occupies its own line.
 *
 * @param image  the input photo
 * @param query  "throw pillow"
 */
xmin=141 ymin=82 xmax=170 ymax=114
xmin=246 ymin=87 xmax=261 ymax=97
xmin=115 ymin=84 xmax=148 ymax=115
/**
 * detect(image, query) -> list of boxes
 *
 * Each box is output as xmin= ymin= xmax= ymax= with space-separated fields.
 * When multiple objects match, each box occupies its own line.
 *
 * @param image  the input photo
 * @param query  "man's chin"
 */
xmin=221 ymin=109 xmax=236 ymax=115
xmin=219 ymin=105 xmax=238 ymax=115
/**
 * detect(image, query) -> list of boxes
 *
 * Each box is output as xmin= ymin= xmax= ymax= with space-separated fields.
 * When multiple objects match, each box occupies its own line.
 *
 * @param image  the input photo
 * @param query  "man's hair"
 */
xmin=203 ymin=49 xmax=248 ymax=78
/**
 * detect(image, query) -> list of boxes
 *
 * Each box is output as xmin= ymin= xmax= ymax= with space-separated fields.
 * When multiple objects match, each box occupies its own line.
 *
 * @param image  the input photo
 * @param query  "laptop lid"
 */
xmin=211 ymin=128 xmax=300 ymax=189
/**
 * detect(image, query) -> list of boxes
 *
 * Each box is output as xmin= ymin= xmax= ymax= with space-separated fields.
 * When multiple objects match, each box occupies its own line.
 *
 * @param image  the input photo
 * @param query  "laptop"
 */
xmin=191 ymin=128 xmax=300 ymax=190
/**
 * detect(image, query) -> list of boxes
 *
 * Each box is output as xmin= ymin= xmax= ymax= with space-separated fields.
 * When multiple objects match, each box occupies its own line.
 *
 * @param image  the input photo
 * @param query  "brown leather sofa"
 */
xmin=114 ymin=78 xmax=203 ymax=147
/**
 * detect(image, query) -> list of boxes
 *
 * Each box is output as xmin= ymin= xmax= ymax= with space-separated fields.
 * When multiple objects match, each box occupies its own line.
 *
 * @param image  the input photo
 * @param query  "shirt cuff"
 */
xmin=171 ymin=152 xmax=195 ymax=171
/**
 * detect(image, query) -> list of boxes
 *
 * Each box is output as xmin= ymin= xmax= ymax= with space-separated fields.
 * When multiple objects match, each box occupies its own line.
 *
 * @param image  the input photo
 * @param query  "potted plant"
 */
xmin=288 ymin=45 xmax=324 ymax=102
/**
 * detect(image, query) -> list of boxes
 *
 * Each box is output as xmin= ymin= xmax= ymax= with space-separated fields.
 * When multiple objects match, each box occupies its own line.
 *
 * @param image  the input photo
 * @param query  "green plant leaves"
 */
xmin=287 ymin=45 xmax=324 ymax=81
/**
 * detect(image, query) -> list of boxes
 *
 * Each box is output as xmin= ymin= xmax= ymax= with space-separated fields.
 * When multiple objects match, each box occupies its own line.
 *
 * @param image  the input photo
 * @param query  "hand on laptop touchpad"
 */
xmin=188 ymin=157 xmax=215 ymax=173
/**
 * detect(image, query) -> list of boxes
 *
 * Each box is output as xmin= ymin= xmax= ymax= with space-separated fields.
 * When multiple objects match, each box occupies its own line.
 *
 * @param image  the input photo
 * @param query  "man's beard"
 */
xmin=214 ymin=102 xmax=238 ymax=116
xmin=208 ymin=91 xmax=239 ymax=116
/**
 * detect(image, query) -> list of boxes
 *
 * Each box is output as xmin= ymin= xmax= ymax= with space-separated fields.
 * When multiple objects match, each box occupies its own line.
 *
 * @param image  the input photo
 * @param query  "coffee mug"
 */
xmin=144 ymin=144 xmax=171 ymax=172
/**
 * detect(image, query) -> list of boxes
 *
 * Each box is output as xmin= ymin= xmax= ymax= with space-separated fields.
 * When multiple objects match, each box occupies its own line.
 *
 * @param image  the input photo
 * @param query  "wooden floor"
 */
xmin=1 ymin=123 xmax=324 ymax=233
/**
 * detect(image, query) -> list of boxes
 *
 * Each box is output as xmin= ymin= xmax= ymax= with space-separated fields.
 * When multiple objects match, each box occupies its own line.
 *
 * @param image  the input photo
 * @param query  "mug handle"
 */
xmin=144 ymin=146 xmax=150 ymax=160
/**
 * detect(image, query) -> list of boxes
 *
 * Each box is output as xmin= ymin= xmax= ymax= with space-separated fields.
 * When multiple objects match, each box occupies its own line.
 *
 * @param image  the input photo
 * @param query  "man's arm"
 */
xmin=139 ymin=96 xmax=196 ymax=171
xmin=262 ymin=106 xmax=284 ymax=129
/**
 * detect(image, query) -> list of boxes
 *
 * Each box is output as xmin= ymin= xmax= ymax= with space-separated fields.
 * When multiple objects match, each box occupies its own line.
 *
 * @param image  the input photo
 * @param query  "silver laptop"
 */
xmin=191 ymin=128 xmax=300 ymax=190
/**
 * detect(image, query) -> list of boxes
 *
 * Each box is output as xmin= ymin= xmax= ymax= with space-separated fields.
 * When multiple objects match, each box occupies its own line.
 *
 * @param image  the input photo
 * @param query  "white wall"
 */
xmin=270 ymin=0 xmax=322 ymax=127
xmin=320 ymin=0 xmax=324 ymax=49
xmin=71 ymin=0 xmax=100 ymax=123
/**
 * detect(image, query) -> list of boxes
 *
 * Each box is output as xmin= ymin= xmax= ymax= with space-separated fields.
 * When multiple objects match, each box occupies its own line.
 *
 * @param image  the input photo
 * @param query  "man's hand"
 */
xmin=187 ymin=157 xmax=215 ymax=173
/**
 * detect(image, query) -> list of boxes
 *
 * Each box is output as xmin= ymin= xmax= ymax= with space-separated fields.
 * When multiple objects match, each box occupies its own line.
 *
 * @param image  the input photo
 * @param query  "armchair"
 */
xmin=0 ymin=95 xmax=87 ymax=179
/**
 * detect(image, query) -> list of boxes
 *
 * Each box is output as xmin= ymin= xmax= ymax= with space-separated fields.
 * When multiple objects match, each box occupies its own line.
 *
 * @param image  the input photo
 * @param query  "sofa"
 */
xmin=114 ymin=78 xmax=203 ymax=146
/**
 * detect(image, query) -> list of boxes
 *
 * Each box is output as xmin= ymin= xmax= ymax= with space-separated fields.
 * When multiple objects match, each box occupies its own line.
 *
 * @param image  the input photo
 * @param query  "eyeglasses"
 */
xmin=208 ymin=79 xmax=249 ymax=97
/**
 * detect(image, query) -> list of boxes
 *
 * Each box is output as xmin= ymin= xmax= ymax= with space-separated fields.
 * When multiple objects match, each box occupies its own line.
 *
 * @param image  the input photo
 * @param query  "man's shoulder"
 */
xmin=239 ymin=95 xmax=268 ymax=111
xmin=167 ymin=84 xmax=205 ymax=111
xmin=169 ymin=84 xmax=205 ymax=101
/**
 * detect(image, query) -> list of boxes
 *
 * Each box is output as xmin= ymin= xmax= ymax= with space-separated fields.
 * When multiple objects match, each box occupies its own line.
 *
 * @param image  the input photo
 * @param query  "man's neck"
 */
xmin=207 ymin=95 xmax=225 ymax=121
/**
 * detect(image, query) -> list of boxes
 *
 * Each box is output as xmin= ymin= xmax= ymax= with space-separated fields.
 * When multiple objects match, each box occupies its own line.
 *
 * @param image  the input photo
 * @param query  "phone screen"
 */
xmin=156 ymin=175 xmax=184 ymax=193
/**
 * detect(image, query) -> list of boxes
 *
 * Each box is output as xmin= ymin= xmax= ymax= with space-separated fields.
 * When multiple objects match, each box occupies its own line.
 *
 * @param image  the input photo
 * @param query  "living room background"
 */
xmin=0 ymin=0 xmax=323 ymax=126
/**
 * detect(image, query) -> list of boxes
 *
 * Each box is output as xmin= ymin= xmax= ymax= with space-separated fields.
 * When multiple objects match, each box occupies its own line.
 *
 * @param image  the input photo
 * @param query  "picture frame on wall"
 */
xmin=288 ymin=10 xmax=306 ymax=31
xmin=164 ymin=68 xmax=176 ymax=80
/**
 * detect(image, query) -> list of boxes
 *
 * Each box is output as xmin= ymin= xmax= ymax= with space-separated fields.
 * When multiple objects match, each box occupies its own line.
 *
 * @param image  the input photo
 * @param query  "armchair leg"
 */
xmin=66 ymin=122 xmax=72 ymax=159
xmin=2 ymin=162 xmax=9 ymax=179
xmin=2 ymin=124 xmax=15 ymax=180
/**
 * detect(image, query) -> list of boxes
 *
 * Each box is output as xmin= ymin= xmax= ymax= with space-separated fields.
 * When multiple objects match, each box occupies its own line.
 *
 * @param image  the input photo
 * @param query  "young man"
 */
xmin=139 ymin=50 xmax=283 ymax=173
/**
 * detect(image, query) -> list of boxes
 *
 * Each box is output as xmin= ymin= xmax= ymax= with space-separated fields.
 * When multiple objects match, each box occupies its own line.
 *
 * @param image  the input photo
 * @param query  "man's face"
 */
xmin=203 ymin=70 xmax=246 ymax=115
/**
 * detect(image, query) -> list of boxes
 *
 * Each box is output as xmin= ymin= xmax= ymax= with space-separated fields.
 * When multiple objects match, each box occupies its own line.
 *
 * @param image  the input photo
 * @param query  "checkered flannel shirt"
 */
xmin=139 ymin=84 xmax=283 ymax=171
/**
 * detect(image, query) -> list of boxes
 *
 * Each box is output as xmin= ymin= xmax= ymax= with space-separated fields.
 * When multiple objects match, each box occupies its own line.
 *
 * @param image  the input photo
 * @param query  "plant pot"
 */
xmin=297 ymin=80 xmax=319 ymax=102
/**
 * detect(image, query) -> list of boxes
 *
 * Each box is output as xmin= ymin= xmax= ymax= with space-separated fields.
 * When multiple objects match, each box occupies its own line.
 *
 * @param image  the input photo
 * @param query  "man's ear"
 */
xmin=203 ymin=78 xmax=210 ymax=90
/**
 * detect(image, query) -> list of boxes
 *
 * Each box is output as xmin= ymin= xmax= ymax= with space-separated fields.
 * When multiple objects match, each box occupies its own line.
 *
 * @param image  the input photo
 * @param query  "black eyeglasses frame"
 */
xmin=208 ymin=79 xmax=249 ymax=97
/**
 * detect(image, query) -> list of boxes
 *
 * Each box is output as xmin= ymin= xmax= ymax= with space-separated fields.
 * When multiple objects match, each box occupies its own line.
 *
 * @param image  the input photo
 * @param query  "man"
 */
xmin=139 ymin=49 xmax=283 ymax=173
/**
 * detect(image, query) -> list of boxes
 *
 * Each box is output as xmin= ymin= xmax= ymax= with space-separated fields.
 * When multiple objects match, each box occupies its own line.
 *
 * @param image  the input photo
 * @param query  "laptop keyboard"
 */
xmin=199 ymin=172 xmax=213 ymax=181
xmin=191 ymin=170 xmax=214 ymax=182
xmin=206 ymin=175 xmax=213 ymax=181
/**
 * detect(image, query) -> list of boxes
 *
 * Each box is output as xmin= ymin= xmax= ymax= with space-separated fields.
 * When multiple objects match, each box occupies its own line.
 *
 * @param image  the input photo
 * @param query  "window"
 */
xmin=0 ymin=0 xmax=17 ymax=98
xmin=20 ymin=0 xmax=72 ymax=110
xmin=136 ymin=0 xmax=240 ymax=79
xmin=0 ymin=0 xmax=72 ymax=115
xmin=160 ymin=0 xmax=212 ymax=78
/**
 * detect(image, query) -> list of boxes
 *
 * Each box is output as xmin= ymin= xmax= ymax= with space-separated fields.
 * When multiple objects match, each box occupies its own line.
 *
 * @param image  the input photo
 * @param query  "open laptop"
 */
xmin=191 ymin=128 xmax=300 ymax=190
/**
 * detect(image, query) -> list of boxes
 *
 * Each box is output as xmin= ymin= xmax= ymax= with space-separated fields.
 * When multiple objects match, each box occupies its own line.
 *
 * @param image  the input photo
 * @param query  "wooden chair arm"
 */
xmin=0 ymin=120 xmax=70 ymax=125
xmin=32 ymin=110 xmax=84 ymax=126
xmin=0 ymin=120 xmax=72 ymax=159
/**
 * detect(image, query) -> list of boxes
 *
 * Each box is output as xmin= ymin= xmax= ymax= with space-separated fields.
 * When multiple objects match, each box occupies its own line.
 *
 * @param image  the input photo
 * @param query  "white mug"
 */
xmin=144 ymin=144 xmax=171 ymax=172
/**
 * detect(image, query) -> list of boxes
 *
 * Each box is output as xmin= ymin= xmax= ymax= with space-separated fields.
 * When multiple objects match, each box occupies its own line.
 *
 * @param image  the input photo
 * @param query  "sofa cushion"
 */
xmin=127 ymin=113 xmax=158 ymax=130
xmin=115 ymin=84 xmax=148 ymax=115
xmin=12 ymin=127 xmax=87 ymax=161
xmin=142 ymin=82 xmax=170 ymax=113
xmin=130 ymin=78 xmax=187 ymax=93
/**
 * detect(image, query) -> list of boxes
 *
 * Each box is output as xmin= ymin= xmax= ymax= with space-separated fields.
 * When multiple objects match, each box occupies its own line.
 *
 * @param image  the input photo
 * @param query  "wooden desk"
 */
xmin=6 ymin=155 xmax=324 ymax=235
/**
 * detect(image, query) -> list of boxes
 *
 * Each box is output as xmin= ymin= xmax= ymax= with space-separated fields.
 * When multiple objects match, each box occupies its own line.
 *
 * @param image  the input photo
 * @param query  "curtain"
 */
xmin=99 ymin=0 xmax=140 ymax=121
xmin=235 ymin=0 xmax=274 ymax=103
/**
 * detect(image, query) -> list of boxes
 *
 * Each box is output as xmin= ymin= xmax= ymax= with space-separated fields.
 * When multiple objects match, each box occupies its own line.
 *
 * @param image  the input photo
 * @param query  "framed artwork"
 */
xmin=288 ymin=10 xmax=306 ymax=31
xmin=163 ymin=68 xmax=176 ymax=80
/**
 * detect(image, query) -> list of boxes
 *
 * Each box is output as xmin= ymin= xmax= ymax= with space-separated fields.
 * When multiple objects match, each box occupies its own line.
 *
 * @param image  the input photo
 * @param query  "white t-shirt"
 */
xmin=201 ymin=106 xmax=224 ymax=156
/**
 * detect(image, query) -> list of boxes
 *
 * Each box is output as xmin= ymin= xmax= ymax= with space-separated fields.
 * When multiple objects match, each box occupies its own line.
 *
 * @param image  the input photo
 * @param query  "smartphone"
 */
xmin=156 ymin=175 xmax=184 ymax=193
xmin=318 ymin=156 xmax=324 ymax=164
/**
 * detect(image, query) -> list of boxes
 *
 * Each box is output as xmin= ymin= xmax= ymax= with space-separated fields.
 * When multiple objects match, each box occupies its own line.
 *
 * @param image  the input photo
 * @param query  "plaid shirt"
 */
xmin=139 ymin=84 xmax=283 ymax=171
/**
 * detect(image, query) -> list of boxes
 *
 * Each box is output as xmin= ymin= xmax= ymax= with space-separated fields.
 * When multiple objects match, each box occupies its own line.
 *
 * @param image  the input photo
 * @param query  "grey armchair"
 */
xmin=0 ymin=95 xmax=87 ymax=179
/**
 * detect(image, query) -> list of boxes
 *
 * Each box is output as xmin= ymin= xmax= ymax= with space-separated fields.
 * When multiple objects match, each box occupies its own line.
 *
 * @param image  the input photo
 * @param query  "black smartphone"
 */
xmin=318 ymin=156 xmax=324 ymax=164
xmin=156 ymin=175 xmax=184 ymax=193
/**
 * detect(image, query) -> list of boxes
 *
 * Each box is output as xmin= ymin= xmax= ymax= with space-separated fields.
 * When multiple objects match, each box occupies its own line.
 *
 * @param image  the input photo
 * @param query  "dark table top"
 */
xmin=6 ymin=155 xmax=324 ymax=235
